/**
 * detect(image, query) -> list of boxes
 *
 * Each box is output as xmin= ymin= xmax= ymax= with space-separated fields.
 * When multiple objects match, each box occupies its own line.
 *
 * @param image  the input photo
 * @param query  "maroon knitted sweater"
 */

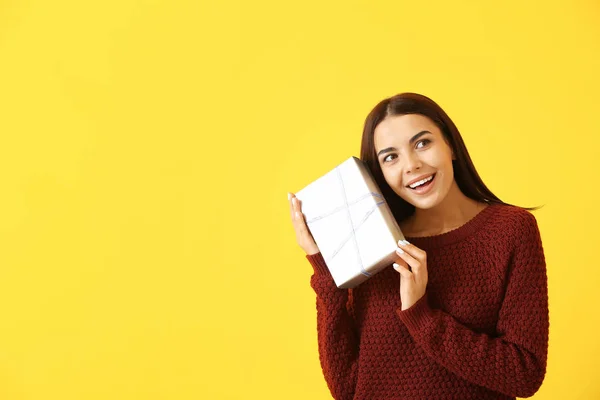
xmin=306 ymin=203 xmax=549 ymax=400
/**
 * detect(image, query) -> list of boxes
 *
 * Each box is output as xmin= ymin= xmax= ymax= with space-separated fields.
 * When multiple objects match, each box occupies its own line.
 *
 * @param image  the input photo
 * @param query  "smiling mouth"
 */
xmin=407 ymin=173 xmax=436 ymax=191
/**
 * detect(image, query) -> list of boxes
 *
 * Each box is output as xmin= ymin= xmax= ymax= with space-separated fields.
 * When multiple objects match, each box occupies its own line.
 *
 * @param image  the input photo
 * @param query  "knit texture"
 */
xmin=306 ymin=203 xmax=549 ymax=400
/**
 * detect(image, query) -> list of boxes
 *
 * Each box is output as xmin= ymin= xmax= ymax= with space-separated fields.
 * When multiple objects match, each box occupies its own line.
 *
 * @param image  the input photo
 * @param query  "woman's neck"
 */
xmin=403 ymin=181 xmax=487 ymax=236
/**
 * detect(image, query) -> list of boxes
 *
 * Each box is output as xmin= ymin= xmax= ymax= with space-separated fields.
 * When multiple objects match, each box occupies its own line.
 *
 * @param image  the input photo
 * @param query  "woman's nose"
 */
xmin=404 ymin=152 xmax=422 ymax=173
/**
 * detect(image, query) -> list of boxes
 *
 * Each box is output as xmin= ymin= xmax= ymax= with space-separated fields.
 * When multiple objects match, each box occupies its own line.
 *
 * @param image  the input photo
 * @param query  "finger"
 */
xmin=393 ymin=263 xmax=413 ymax=279
xmin=290 ymin=193 xmax=300 ymax=218
xmin=394 ymin=258 xmax=412 ymax=273
xmin=289 ymin=196 xmax=304 ymax=234
xmin=395 ymin=247 xmax=421 ymax=272
xmin=290 ymin=196 xmax=314 ymax=241
xmin=296 ymin=211 xmax=308 ymax=233
xmin=292 ymin=203 xmax=310 ymax=236
xmin=394 ymin=257 xmax=412 ymax=273
xmin=393 ymin=253 xmax=409 ymax=266
xmin=292 ymin=197 xmax=306 ymax=225
xmin=291 ymin=196 xmax=302 ymax=224
xmin=398 ymin=240 xmax=427 ymax=261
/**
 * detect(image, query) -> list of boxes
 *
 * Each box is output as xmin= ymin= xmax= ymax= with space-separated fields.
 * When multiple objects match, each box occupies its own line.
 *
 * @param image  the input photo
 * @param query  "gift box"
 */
xmin=295 ymin=156 xmax=405 ymax=288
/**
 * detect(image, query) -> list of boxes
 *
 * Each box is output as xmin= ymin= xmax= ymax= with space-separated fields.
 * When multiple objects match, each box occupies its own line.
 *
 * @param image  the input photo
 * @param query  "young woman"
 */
xmin=288 ymin=92 xmax=549 ymax=400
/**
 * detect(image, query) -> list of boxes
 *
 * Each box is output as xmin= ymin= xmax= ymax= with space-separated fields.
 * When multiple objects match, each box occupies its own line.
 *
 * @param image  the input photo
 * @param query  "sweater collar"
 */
xmin=403 ymin=203 xmax=500 ymax=248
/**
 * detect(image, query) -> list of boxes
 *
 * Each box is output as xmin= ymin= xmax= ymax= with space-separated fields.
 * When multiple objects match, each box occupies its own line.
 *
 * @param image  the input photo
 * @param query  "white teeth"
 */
xmin=409 ymin=175 xmax=434 ymax=189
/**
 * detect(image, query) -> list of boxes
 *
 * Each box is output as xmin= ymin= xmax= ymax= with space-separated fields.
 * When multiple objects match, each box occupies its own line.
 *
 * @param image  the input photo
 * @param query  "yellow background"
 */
xmin=0 ymin=0 xmax=597 ymax=398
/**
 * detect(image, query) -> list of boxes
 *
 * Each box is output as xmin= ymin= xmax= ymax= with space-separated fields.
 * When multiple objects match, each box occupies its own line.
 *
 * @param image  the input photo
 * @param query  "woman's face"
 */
xmin=373 ymin=113 xmax=455 ymax=210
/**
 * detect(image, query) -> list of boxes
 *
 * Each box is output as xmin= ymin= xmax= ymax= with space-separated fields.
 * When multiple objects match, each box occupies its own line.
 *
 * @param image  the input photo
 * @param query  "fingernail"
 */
xmin=288 ymin=192 xmax=291 ymax=200
xmin=396 ymin=247 xmax=404 ymax=254
xmin=393 ymin=263 xmax=399 ymax=269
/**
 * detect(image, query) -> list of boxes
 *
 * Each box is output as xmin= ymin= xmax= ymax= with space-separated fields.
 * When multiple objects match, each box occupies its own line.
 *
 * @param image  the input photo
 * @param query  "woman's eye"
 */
xmin=416 ymin=139 xmax=431 ymax=148
xmin=383 ymin=154 xmax=396 ymax=163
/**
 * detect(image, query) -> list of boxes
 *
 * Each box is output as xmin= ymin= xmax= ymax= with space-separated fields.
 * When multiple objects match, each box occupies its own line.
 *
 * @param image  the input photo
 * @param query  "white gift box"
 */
xmin=295 ymin=156 xmax=405 ymax=288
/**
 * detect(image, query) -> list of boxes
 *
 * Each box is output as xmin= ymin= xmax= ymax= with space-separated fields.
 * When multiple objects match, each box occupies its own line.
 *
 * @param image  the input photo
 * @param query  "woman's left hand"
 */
xmin=393 ymin=240 xmax=429 ymax=311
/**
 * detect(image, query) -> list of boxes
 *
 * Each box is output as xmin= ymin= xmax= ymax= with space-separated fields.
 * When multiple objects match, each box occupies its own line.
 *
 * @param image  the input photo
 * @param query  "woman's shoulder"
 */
xmin=490 ymin=203 xmax=539 ymax=227
xmin=487 ymin=203 xmax=542 ymax=244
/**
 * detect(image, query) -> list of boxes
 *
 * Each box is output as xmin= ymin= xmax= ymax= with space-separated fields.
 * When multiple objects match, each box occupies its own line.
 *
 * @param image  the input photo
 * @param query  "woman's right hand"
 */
xmin=288 ymin=192 xmax=320 ymax=256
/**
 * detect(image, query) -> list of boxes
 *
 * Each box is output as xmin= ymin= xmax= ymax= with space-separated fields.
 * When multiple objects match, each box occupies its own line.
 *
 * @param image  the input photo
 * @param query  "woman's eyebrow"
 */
xmin=377 ymin=130 xmax=432 ymax=157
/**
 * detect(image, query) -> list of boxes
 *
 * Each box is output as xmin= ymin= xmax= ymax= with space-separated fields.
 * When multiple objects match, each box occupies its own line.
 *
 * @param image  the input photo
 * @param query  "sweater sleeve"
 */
xmin=395 ymin=211 xmax=549 ymax=398
xmin=306 ymin=252 xmax=359 ymax=400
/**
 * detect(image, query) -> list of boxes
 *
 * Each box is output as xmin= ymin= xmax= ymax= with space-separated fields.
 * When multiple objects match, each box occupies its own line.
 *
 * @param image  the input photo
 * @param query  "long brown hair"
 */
xmin=359 ymin=92 xmax=543 ymax=224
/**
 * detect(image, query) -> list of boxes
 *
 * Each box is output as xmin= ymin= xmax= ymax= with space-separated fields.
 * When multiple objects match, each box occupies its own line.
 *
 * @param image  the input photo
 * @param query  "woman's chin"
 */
xmin=407 ymin=192 xmax=445 ymax=210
